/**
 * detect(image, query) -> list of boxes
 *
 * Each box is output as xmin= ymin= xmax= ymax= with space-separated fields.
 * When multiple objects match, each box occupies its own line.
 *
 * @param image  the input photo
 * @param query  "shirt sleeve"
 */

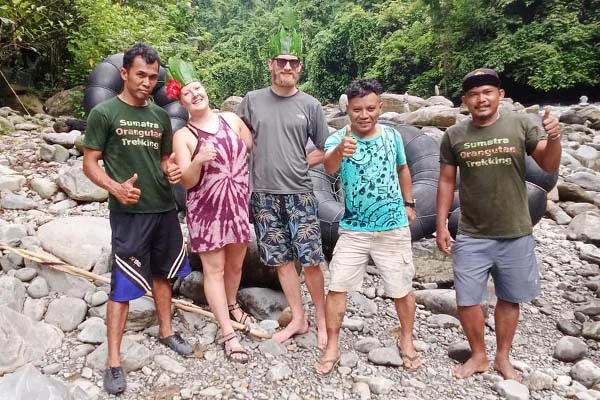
xmin=160 ymin=110 xmax=173 ymax=155
xmin=439 ymin=130 xmax=458 ymax=165
xmin=392 ymin=128 xmax=407 ymax=166
xmin=324 ymin=129 xmax=344 ymax=153
xmin=309 ymin=102 xmax=329 ymax=150
xmin=84 ymin=107 xmax=109 ymax=151
xmin=236 ymin=94 xmax=252 ymax=130
xmin=524 ymin=115 xmax=546 ymax=155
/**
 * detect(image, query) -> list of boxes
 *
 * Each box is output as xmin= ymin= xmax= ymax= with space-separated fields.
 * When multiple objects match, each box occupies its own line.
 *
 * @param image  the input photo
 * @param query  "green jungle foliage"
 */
xmin=1 ymin=0 xmax=599 ymax=106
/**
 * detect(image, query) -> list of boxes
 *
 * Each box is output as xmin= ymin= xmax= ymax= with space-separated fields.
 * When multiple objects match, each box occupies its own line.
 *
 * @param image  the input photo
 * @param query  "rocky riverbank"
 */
xmin=1 ymin=95 xmax=600 ymax=400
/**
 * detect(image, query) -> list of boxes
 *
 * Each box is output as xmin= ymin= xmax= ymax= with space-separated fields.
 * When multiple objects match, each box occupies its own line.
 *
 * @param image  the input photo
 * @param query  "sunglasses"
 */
xmin=272 ymin=58 xmax=301 ymax=68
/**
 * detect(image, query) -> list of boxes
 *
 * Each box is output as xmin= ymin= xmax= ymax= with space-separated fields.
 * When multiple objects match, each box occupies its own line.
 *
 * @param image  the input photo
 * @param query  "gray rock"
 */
xmin=219 ymin=96 xmax=243 ymax=113
xmin=77 ymin=319 xmax=106 ymax=344
xmin=86 ymin=337 xmax=152 ymax=372
xmin=567 ymin=212 xmax=600 ymax=244
xmin=354 ymin=337 xmax=382 ymax=353
xmin=0 ymin=276 xmax=26 ymax=312
xmin=547 ymin=200 xmax=572 ymax=225
xmin=566 ymin=171 xmax=600 ymax=192
xmin=42 ymin=363 xmax=63 ymax=375
xmin=342 ymin=317 xmax=364 ymax=331
xmin=29 ymin=262 xmax=95 ymax=298
xmin=412 ymin=239 xmax=454 ymax=283
xmin=381 ymin=93 xmax=430 ymax=113
xmin=523 ymin=370 xmax=553 ymax=391
xmin=558 ymin=182 xmax=595 ymax=203
xmin=576 ymin=299 xmax=600 ymax=316
xmin=426 ymin=95 xmax=454 ymax=107
xmin=38 ymin=216 xmax=111 ymax=271
xmin=267 ymin=362 xmax=293 ymax=382
xmin=574 ymin=146 xmax=600 ymax=170
xmin=15 ymin=122 xmax=39 ymax=131
xmin=340 ymin=351 xmax=359 ymax=368
xmin=415 ymin=289 xmax=457 ymax=316
xmin=44 ymin=297 xmax=87 ymax=332
xmin=367 ymin=376 xmax=394 ymax=395
xmin=0 ymin=223 xmax=27 ymax=246
xmin=553 ymin=336 xmax=588 ymax=362
xmin=0 ymin=305 xmax=63 ymax=374
xmin=154 ymin=354 xmax=186 ymax=374
xmin=367 ymin=347 xmax=403 ymax=367
xmin=0 ymin=116 xmax=14 ymax=133
xmin=56 ymin=165 xmax=108 ymax=201
xmin=48 ymin=199 xmax=78 ymax=214
xmin=39 ymin=143 xmax=56 ymax=162
xmin=571 ymin=359 xmax=600 ymax=388
xmin=427 ymin=313 xmax=461 ymax=328
xmin=448 ymin=340 xmax=471 ymax=363
xmin=179 ymin=271 xmax=206 ymax=304
xmin=27 ymin=276 xmax=49 ymax=299
xmin=557 ymin=319 xmax=583 ymax=336
xmin=30 ymin=177 xmax=58 ymax=199
xmin=179 ymin=310 xmax=207 ymax=331
xmin=13 ymin=267 xmax=37 ymax=282
xmin=405 ymin=105 xmax=459 ymax=128
xmin=566 ymin=203 xmax=600 ymax=217
xmin=258 ymin=339 xmax=287 ymax=356
xmin=349 ymin=292 xmax=378 ymax=317
xmin=0 ymin=174 xmax=25 ymax=191
xmin=580 ymin=244 xmax=600 ymax=265
xmin=352 ymin=381 xmax=370 ymax=400
xmin=583 ymin=321 xmax=600 ymax=341
xmin=294 ymin=330 xmax=317 ymax=349
xmin=42 ymin=131 xmax=81 ymax=148
xmin=126 ymin=297 xmax=158 ymax=331
xmin=238 ymin=287 xmax=288 ymax=320
xmin=493 ymin=379 xmax=530 ymax=400
xmin=0 ymin=364 xmax=68 ymax=399
xmin=53 ymin=144 xmax=70 ymax=162
xmin=90 ymin=291 xmax=108 ymax=307
xmin=23 ymin=298 xmax=47 ymax=321
xmin=70 ymin=344 xmax=95 ymax=359
xmin=0 ymin=191 xmax=38 ymax=210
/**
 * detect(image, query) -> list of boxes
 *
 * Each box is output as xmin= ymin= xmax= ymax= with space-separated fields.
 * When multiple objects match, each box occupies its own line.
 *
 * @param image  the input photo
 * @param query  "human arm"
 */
xmin=307 ymin=148 xmax=325 ymax=167
xmin=435 ymin=163 xmax=457 ymax=255
xmin=308 ymin=101 xmax=330 ymax=167
xmin=82 ymin=148 xmax=141 ymax=205
xmin=397 ymin=164 xmax=416 ymax=224
xmin=323 ymin=127 xmax=356 ymax=174
xmin=172 ymin=128 xmax=216 ymax=190
xmin=530 ymin=106 xmax=562 ymax=172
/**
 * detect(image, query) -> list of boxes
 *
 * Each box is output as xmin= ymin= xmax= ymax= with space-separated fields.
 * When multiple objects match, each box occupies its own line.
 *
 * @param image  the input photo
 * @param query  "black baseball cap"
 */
xmin=462 ymin=68 xmax=501 ymax=92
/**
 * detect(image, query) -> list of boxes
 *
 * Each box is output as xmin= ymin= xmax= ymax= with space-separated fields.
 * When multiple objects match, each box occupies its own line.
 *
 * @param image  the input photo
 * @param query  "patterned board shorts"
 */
xmin=250 ymin=192 xmax=325 ymax=268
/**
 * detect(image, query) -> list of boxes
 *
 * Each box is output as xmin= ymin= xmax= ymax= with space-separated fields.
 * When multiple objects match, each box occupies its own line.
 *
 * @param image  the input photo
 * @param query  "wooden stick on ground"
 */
xmin=0 ymin=245 xmax=272 ymax=339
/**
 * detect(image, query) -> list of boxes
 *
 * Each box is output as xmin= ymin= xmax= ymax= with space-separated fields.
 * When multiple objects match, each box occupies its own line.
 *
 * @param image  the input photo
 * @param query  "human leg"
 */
xmin=493 ymin=300 xmax=520 ymax=380
xmin=201 ymin=248 xmax=248 ymax=362
xmin=223 ymin=243 xmax=253 ymax=326
xmin=304 ymin=265 xmax=327 ymax=349
xmin=452 ymin=235 xmax=495 ymax=378
xmin=314 ymin=290 xmax=345 ymax=375
xmin=273 ymin=261 xmax=309 ymax=343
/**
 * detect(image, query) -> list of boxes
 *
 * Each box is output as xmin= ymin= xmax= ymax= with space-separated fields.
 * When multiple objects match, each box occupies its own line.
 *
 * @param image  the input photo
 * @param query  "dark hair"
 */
xmin=123 ymin=42 xmax=160 ymax=70
xmin=346 ymin=78 xmax=383 ymax=101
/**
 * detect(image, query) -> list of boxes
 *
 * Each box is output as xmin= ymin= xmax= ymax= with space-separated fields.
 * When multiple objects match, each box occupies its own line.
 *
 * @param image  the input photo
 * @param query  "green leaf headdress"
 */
xmin=269 ymin=9 xmax=303 ymax=58
xmin=165 ymin=56 xmax=198 ymax=99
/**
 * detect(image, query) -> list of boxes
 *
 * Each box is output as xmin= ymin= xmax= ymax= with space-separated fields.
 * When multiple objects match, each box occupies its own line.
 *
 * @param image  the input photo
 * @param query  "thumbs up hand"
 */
xmin=115 ymin=173 xmax=141 ymax=205
xmin=337 ymin=125 xmax=358 ymax=158
xmin=166 ymin=152 xmax=182 ymax=184
xmin=193 ymin=138 xmax=217 ymax=165
xmin=542 ymin=106 xmax=560 ymax=141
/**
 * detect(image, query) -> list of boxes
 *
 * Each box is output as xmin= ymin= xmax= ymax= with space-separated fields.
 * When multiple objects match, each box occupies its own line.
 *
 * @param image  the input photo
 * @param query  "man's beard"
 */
xmin=272 ymin=71 xmax=298 ymax=88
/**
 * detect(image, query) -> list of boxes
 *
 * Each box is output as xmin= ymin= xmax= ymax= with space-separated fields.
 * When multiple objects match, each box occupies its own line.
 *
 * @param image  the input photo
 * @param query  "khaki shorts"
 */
xmin=328 ymin=227 xmax=414 ymax=298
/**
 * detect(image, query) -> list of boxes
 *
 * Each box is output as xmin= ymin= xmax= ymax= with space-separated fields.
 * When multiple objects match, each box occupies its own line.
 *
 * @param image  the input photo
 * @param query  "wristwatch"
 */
xmin=404 ymin=199 xmax=416 ymax=208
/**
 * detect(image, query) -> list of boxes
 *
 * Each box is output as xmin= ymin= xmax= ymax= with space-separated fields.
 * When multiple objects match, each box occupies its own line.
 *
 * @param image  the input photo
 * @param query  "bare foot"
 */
xmin=272 ymin=317 xmax=309 ymax=343
xmin=494 ymin=357 xmax=521 ymax=381
xmin=453 ymin=355 xmax=489 ymax=379
xmin=316 ymin=317 xmax=327 ymax=351
xmin=397 ymin=338 xmax=423 ymax=370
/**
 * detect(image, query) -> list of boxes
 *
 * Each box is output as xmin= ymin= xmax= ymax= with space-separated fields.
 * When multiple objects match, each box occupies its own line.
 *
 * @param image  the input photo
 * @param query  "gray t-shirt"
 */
xmin=237 ymin=87 xmax=329 ymax=194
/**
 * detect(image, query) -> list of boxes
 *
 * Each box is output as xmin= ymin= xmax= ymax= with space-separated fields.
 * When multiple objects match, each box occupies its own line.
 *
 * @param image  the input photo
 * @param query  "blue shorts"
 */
xmin=250 ymin=192 xmax=325 ymax=268
xmin=109 ymin=209 xmax=191 ymax=302
xmin=453 ymin=234 xmax=540 ymax=306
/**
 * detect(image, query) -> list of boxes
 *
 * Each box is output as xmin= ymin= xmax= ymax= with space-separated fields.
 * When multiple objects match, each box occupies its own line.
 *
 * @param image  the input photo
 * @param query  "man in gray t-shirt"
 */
xmin=237 ymin=48 xmax=329 ymax=350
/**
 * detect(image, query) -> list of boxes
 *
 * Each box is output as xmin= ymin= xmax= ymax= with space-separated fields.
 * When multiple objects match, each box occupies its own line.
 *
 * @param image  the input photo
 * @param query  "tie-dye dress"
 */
xmin=186 ymin=116 xmax=251 ymax=252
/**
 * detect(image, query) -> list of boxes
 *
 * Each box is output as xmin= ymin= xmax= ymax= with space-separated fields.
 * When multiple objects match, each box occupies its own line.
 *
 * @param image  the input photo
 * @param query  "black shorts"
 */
xmin=109 ymin=209 xmax=190 ymax=302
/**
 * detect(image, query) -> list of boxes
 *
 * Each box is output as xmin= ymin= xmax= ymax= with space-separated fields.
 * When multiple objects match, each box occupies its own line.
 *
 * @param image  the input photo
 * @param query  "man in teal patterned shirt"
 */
xmin=313 ymin=79 xmax=422 ymax=375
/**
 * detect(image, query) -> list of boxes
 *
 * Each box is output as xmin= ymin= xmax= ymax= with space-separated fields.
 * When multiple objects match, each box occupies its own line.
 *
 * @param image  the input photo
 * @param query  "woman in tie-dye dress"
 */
xmin=168 ymin=60 xmax=253 ymax=363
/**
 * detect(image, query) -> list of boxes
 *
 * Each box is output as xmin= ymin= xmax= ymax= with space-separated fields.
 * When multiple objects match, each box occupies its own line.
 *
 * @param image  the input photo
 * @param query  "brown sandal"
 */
xmin=217 ymin=331 xmax=249 ymax=364
xmin=228 ymin=302 xmax=255 ymax=328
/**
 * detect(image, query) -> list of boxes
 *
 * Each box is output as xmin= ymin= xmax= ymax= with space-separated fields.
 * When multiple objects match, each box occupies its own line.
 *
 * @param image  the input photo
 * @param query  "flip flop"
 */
xmin=401 ymin=352 xmax=423 ymax=370
xmin=314 ymin=354 xmax=341 ymax=376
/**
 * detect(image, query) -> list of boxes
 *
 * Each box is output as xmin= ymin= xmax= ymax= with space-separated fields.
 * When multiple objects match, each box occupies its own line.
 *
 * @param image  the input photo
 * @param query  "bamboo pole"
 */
xmin=0 ymin=245 xmax=271 ymax=339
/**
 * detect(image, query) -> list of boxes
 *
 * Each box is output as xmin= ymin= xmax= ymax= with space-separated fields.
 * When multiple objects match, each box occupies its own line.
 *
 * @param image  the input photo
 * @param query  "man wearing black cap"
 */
xmin=435 ymin=68 xmax=561 ymax=380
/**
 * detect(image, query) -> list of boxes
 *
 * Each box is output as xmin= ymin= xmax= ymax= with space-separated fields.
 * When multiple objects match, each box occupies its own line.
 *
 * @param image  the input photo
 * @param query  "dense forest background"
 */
xmin=1 ymin=0 xmax=599 ymax=109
